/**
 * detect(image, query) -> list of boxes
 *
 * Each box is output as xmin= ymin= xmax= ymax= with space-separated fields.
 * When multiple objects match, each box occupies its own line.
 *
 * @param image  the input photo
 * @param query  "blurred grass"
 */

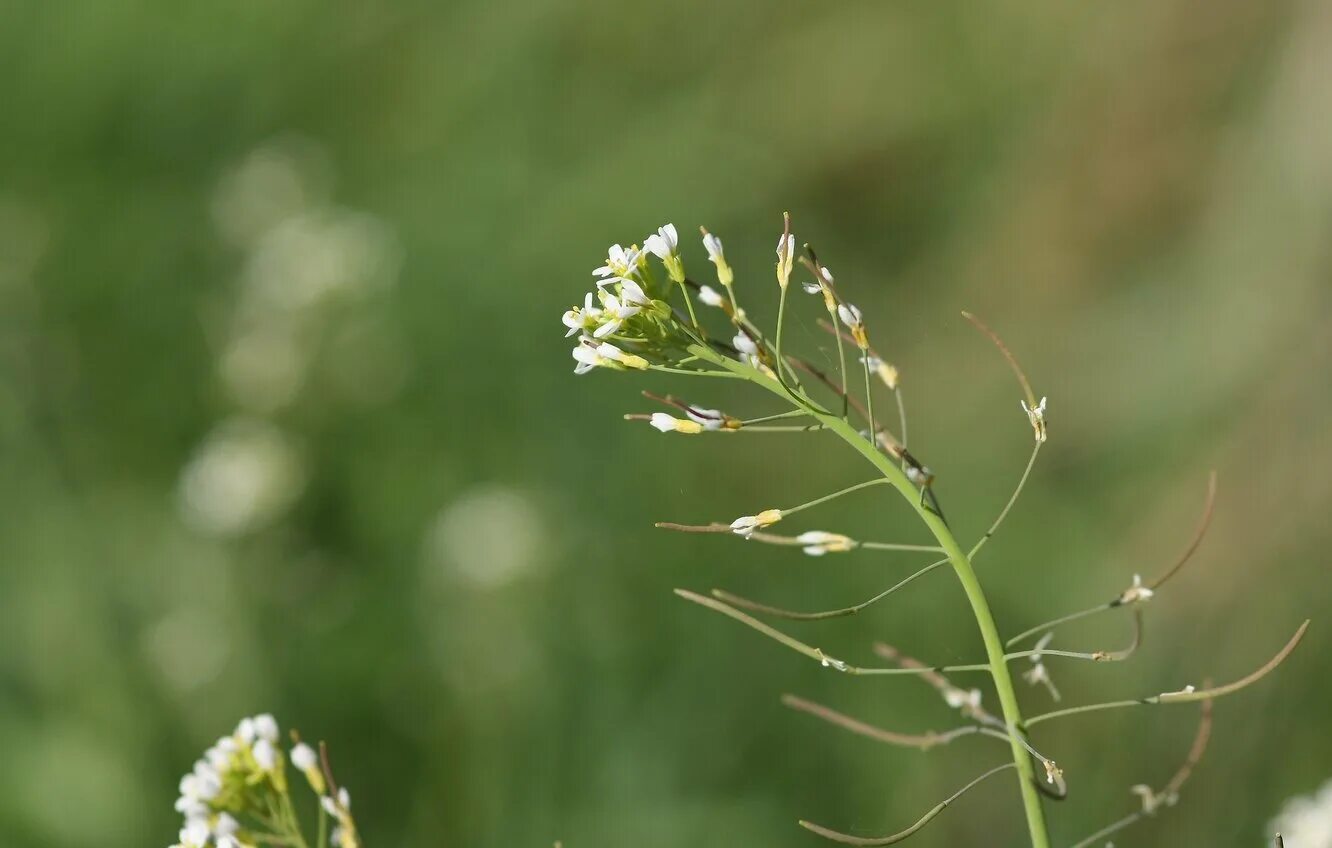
xmin=2 ymin=0 xmax=1331 ymax=846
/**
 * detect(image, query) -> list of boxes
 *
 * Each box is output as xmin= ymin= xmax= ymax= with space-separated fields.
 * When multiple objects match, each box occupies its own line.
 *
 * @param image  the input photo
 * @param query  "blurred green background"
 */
xmin=2 ymin=1 xmax=1330 ymax=846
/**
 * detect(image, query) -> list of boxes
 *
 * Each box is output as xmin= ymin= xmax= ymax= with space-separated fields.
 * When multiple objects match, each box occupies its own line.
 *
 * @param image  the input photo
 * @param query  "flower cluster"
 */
xmin=169 ymin=714 xmax=360 ymax=848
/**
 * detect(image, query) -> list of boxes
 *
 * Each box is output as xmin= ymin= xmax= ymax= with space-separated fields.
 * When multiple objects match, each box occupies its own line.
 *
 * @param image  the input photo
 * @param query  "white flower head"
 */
xmin=571 ymin=341 xmax=605 ymax=375
xmin=561 ymin=291 xmax=603 ymax=338
xmin=730 ymin=509 xmax=783 ymax=538
xmin=943 ymin=686 xmax=983 ymax=715
xmin=1119 ymin=573 xmax=1154 ymax=605
xmin=697 ymin=284 xmax=724 ymax=307
xmin=253 ymin=714 xmax=279 ymax=743
xmin=699 ymin=229 xmax=734 ymax=287
xmin=253 ymin=738 xmax=278 ymax=771
xmin=645 ymin=224 xmax=685 ymax=283
xmin=593 ymin=243 xmax=643 ymax=282
xmin=1021 ymin=396 xmax=1048 ymax=443
xmin=291 ymin=742 xmax=318 ymax=771
xmin=649 ymin=413 xmax=703 ymax=435
xmin=1269 ymin=777 xmax=1332 ymax=848
xmin=796 ymin=530 xmax=855 ymax=556
xmin=732 ymin=331 xmax=759 ymax=356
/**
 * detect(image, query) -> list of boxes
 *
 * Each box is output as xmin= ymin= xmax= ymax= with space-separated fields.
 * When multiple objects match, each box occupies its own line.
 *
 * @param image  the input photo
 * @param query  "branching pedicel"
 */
xmin=564 ymin=215 xmax=1310 ymax=847
xmin=170 ymin=714 xmax=360 ymax=848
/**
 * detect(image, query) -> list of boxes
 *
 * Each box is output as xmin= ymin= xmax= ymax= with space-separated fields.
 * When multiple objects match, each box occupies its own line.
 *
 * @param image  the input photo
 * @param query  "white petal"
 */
xmin=650 ymin=413 xmax=676 ymax=433
xmin=698 ymin=285 xmax=723 ymax=307
xmin=592 ymin=319 xmax=621 ymax=338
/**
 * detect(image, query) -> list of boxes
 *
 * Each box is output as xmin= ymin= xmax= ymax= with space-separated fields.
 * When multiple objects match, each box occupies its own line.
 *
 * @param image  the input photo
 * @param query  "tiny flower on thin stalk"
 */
xmin=645 ymin=223 xmax=685 ymax=283
xmin=861 ymin=353 xmax=899 ymax=390
xmin=649 ymin=413 xmax=704 ymax=435
xmin=837 ymin=302 xmax=869 ymax=350
xmin=776 ymin=221 xmax=795 ymax=289
xmin=700 ymin=228 xmax=733 ymax=286
xmin=1023 ymin=632 xmax=1062 ymax=701
xmin=698 ymin=285 xmax=724 ymax=307
xmin=733 ymin=331 xmax=759 ymax=356
xmin=796 ymin=530 xmax=856 ymax=556
xmin=1118 ymin=573 xmax=1154 ymax=605
xmin=1021 ymin=396 xmax=1048 ymax=443
xmin=731 ymin=509 xmax=783 ymax=538
xmin=593 ymin=243 xmax=644 ymax=284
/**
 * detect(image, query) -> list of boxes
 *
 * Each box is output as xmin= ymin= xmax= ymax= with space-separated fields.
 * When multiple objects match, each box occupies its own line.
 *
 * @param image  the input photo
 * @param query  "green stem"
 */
xmin=688 ymin=344 xmax=1052 ymax=848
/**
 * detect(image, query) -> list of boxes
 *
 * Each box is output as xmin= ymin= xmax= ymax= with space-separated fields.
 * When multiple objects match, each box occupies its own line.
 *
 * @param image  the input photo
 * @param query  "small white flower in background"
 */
xmin=593 ymin=243 xmax=642 ymax=283
xmin=730 ymin=509 xmax=783 ymax=538
xmin=701 ymin=229 xmax=734 ymax=286
xmin=943 ymin=685 xmax=983 ymax=716
xmin=801 ymin=281 xmax=822 ymax=295
xmin=698 ymin=284 xmax=724 ymax=307
xmin=741 ymin=352 xmax=777 ymax=380
xmin=817 ymin=650 xmax=849 ymax=672
xmin=1118 ymin=573 xmax=1154 ymax=605
xmin=1269 ymin=777 xmax=1332 ymax=848
xmin=1023 ymin=631 xmax=1062 ymax=701
xmin=253 ymin=714 xmax=279 ymax=742
xmin=837 ymin=302 xmax=869 ymax=349
xmin=796 ymin=530 xmax=856 ymax=556
xmin=253 ymin=738 xmax=278 ymax=771
xmin=776 ymin=232 xmax=795 ymax=288
xmin=733 ymin=331 xmax=759 ymax=356
xmin=1021 ymin=396 xmax=1048 ymax=443
xmin=860 ymin=354 xmax=899 ymax=389
xmin=1042 ymin=759 xmax=1064 ymax=787
xmin=649 ymin=413 xmax=703 ymax=435
xmin=684 ymin=407 xmax=725 ymax=430
xmin=291 ymin=741 xmax=327 ymax=793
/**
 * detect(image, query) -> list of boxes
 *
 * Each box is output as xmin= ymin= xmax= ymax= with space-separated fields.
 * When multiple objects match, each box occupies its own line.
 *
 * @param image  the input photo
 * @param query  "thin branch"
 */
xmin=1066 ymin=698 xmax=1214 ymax=848
xmin=798 ymin=763 xmax=1015 ymax=846
xmin=710 ymin=557 xmax=949 ymax=621
xmin=653 ymin=521 xmax=941 ymax=552
xmin=781 ymin=694 xmax=994 ymax=751
xmin=1148 ymin=470 xmax=1218 ymax=590
xmin=1007 ymin=471 xmax=1220 ymax=646
xmin=960 ymin=311 xmax=1037 ymax=407
xmin=674 ymin=589 xmax=992 ymax=675
xmin=1004 ymin=610 xmax=1143 ymax=665
xmin=1026 ymin=621 xmax=1309 ymax=726
xmin=969 ymin=440 xmax=1042 ymax=559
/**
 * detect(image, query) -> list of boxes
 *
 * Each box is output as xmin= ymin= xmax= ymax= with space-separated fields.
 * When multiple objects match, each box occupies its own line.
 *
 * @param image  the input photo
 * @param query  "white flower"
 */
xmin=253 ymin=714 xmax=279 ymax=742
xmin=1269 ymin=777 xmax=1332 ymax=848
xmin=943 ymin=686 xmax=983 ymax=714
xmin=322 ymin=795 xmax=341 ymax=817
xmin=796 ymin=530 xmax=855 ymax=556
xmin=1021 ymin=396 xmax=1048 ymax=443
xmin=733 ymin=332 xmax=759 ymax=356
xmin=595 ymin=341 xmax=647 ymax=370
xmin=697 ymin=285 xmax=724 ymax=307
xmin=215 ymin=813 xmax=240 ymax=837
xmin=338 ymin=787 xmax=351 ymax=810
xmin=593 ymin=244 xmax=642 ymax=281
xmin=291 ymin=742 xmax=318 ymax=771
xmin=837 ymin=303 xmax=862 ymax=329
xmin=684 ymin=407 xmax=725 ymax=430
xmin=860 ymin=354 xmax=899 ymax=389
xmin=236 ymin=717 xmax=257 ymax=744
xmin=253 ymin=738 xmax=277 ymax=771
xmin=561 ymin=292 xmax=602 ymax=338
xmin=801 ymin=281 xmax=822 ymax=295
xmin=180 ymin=817 xmax=211 ymax=847
xmin=643 ymin=224 xmax=678 ymax=260
xmin=730 ymin=509 xmax=783 ymax=538
xmin=1023 ymin=631 xmax=1061 ymax=701
xmin=1118 ymin=573 xmax=1154 ymax=605
xmin=700 ymin=230 xmax=733 ymax=286
xmin=649 ymin=413 xmax=703 ymax=435
xmin=572 ymin=342 xmax=604 ymax=375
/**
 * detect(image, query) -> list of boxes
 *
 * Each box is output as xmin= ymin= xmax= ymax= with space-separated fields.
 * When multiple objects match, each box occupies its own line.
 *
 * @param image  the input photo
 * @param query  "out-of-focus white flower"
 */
xmin=253 ymin=738 xmax=277 ymax=772
xmin=178 ymin=419 xmax=305 ymax=538
xmin=1269 ymin=777 xmax=1332 ymax=848
xmin=291 ymin=743 xmax=317 ymax=771
xmin=943 ymin=685 xmax=983 ymax=716
xmin=1118 ymin=573 xmax=1154 ymax=605
xmin=796 ymin=531 xmax=855 ymax=556
xmin=730 ymin=509 xmax=783 ymax=538
xmin=697 ymin=285 xmax=724 ymax=307
xmin=1021 ymin=396 xmax=1048 ymax=443
xmin=649 ymin=413 xmax=703 ymax=435
xmin=253 ymin=714 xmax=279 ymax=743
xmin=1023 ymin=632 xmax=1061 ymax=701
xmin=860 ymin=354 xmax=899 ymax=389
xmin=733 ymin=332 xmax=759 ymax=356
xmin=801 ymin=281 xmax=822 ymax=295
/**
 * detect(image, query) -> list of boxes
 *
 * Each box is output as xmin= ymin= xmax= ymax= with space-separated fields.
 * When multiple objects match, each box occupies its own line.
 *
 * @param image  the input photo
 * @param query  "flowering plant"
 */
xmin=170 ymin=714 xmax=359 ymax=848
xmin=564 ymin=214 xmax=1309 ymax=847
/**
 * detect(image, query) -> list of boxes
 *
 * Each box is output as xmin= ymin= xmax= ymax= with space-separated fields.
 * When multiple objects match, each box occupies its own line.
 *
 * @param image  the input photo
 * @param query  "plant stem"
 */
xmin=689 ymin=344 xmax=1052 ymax=848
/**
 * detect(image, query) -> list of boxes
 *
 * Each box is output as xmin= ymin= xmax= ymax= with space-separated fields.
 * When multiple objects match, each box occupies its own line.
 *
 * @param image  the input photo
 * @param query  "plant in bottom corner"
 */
xmin=562 ymin=216 xmax=1309 ymax=847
